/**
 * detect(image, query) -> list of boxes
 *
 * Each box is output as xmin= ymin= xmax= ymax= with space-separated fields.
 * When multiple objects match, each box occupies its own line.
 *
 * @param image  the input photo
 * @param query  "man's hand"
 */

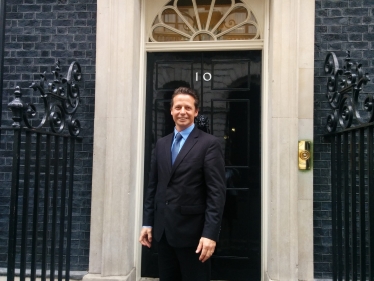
xmin=195 ymin=237 xmax=216 ymax=263
xmin=139 ymin=227 xmax=152 ymax=248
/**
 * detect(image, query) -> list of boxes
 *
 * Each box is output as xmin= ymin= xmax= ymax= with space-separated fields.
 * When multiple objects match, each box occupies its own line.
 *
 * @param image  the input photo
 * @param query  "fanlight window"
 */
xmin=150 ymin=0 xmax=260 ymax=42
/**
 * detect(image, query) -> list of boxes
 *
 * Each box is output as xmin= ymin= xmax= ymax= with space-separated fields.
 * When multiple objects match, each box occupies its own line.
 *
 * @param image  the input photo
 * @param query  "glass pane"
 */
xmin=177 ymin=0 xmax=198 ymax=29
xmin=161 ymin=8 xmax=193 ymax=35
xmin=176 ymin=0 xmax=194 ymax=7
xmin=153 ymin=17 xmax=160 ymax=25
xmin=150 ymin=0 xmax=259 ymax=42
xmin=193 ymin=33 xmax=214 ymax=41
xmin=208 ymin=0 xmax=234 ymax=31
xmin=152 ymin=26 xmax=190 ymax=42
xmin=219 ymin=23 xmax=258 ymax=40
xmin=206 ymin=10 xmax=224 ymax=31
xmin=226 ymin=6 xmax=248 ymax=28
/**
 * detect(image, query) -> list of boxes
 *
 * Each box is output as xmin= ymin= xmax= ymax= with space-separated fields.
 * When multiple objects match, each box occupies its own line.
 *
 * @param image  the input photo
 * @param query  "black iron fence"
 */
xmin=1 ymin=60 xmax=82 ymax=281
xmin=327 ymin=125 xmax=374 ymax=281
xmin=324 ymin=51 xmax=374 ymax=281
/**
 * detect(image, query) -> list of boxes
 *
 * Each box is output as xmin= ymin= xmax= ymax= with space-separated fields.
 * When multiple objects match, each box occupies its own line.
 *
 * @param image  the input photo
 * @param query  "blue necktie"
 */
xmin=171 ymin=133 xmax=183 ymax=165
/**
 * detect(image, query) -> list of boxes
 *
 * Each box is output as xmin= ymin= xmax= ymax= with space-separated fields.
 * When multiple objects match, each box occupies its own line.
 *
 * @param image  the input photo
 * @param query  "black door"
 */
xmin=142 ymin=51 xmax=262 ymax=281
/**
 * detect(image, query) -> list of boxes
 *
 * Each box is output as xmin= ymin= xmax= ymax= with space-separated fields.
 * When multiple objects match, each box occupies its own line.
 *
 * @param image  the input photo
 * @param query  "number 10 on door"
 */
xmin=196 ymin=72 xmax=212 ymax=82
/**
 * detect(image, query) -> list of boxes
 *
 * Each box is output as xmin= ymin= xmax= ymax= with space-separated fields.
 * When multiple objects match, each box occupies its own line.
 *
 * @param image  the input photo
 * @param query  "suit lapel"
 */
xmin=170 ymin=127 xmax=199 ymax=176
xmin=162 ymin=133 xmax=174 ymax=176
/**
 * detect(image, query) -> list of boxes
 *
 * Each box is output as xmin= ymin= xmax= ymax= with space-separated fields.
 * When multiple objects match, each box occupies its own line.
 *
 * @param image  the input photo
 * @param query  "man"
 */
xmin=139 ymin=87 xmax=226 ymax=281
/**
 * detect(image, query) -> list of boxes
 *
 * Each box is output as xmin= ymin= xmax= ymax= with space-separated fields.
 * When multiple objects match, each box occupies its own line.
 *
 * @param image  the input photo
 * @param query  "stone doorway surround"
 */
xmin=82 ymin=0 xmax=315 ymax=281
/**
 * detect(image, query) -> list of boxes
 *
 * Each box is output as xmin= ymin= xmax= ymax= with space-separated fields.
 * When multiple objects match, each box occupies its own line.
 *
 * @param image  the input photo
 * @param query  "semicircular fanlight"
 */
xmin=149 ymin=0 xmax=260 ymax=42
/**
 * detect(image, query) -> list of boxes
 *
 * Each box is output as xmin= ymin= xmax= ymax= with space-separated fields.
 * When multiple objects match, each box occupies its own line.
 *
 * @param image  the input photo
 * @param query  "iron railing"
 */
xmin=327 ymin=126 xmax=374 ymax=281
xmin=1 ymin=60 xmax=82 ymax=281
xmin=324 ymin=51 xmax=374 ymax=281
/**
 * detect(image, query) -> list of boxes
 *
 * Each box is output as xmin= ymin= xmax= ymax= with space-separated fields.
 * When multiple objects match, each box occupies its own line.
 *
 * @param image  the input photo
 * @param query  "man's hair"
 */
xmin=170 ymin=87 xmax=199 ymax=110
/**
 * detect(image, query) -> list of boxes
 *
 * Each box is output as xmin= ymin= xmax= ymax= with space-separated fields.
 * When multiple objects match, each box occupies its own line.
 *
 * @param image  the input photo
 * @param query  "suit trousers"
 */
xmin=157 ymin=232 xmax=211 ymax=281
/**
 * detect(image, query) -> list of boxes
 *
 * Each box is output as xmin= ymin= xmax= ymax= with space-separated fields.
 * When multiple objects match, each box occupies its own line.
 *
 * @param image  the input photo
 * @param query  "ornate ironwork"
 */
xmin=324 ymin=51 xmax=372 ymax=132
xmin=8 ymin=60 xmax=82 ymax=136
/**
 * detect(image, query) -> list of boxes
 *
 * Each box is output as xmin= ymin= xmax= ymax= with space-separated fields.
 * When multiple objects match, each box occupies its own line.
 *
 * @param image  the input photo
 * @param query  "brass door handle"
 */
xmin=298 ymin=141 xmax=311 ymax=170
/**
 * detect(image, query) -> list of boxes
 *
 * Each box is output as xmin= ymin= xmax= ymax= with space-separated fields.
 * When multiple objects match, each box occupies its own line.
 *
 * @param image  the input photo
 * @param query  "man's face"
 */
xmin=171 ymin=94 xmax=198 ymax=131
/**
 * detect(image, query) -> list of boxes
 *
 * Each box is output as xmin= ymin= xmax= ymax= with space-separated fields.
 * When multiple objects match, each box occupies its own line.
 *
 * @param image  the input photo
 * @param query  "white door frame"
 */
xmin=135 ymin=0 xmax=270 ymax=280
xmin=86 ymin=1 xmax=314 ymax=280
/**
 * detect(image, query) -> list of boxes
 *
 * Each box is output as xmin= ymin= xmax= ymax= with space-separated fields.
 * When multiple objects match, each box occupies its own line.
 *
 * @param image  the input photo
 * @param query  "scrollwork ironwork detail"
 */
xmin=324 ymin=51 xmax=372 ymax=132
xmin=7 ymin=60 xmax=83 ymax=136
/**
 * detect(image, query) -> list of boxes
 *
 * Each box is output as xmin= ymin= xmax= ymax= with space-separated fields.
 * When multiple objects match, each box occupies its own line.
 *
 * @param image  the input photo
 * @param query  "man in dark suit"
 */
xmin=139 ymin=87 xmax=226 ymax=281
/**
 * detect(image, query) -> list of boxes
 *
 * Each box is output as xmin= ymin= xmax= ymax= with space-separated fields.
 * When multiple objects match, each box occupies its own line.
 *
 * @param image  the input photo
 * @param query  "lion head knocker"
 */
xmin=195 ymin=114 xmax=210 ymax=134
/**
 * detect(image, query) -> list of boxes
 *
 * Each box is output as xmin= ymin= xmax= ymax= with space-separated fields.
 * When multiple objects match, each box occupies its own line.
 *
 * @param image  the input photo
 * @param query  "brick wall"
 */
xmin=2 ymin=0 xmax=373 ymax=277
xmin=314 ymin=0 xmax=374 ymax=278
xmin=0 ymin=0 xmax=96 ymax=271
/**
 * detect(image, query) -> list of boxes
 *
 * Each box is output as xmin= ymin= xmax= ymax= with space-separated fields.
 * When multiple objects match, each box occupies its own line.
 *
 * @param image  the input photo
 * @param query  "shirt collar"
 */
xmin=174 ymin=123 xmax=195 ymax=140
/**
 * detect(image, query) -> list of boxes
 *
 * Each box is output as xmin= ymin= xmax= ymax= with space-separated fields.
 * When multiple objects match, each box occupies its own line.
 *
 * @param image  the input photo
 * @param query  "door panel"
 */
xmin=142 ymin=51 xmax=261 ymax=281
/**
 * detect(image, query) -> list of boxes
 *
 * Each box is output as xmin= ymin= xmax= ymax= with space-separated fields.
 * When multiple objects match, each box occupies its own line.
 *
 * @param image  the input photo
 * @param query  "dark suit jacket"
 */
xmin=143 ymin=126 xmax=226 ymax=248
